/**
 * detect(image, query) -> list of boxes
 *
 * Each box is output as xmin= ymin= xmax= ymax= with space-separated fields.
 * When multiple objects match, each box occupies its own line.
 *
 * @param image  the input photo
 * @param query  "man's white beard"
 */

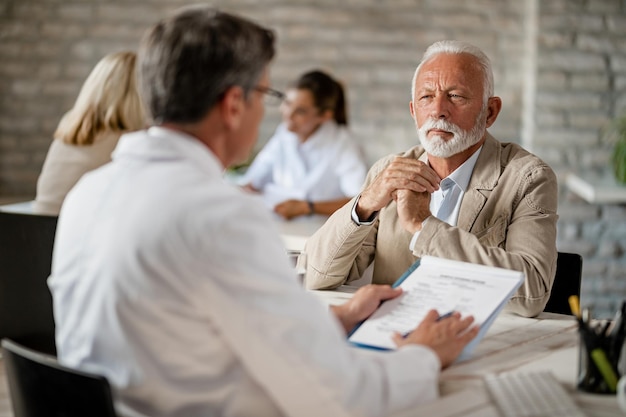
xmin=417 ymin=108 xmax=487 ymax=158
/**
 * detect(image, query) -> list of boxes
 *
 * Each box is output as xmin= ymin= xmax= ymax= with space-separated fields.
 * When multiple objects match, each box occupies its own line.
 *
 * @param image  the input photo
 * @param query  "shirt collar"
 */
xmin=443 ymin=145 xmax=483 ymax=192
xmin=298 ymin=121 xmax=336 ymax=150
xmin=114 ymin=126 xmax=224 ymax=177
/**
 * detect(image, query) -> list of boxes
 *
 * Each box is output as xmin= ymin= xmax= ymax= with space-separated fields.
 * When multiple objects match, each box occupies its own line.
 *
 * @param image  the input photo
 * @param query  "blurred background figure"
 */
xmin=34 ymin=51 xmax=145 ymax=215
xmin=241 ymin=69 xmax=367 ymax=220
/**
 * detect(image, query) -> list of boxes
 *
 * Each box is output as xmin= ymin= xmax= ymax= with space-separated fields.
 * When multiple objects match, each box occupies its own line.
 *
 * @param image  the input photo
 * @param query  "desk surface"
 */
xmin=274 ymin=214 xmax=328 ymax=252
xmin=0 ymin=201 xmax=34 ymax=214
xmin=0 ymin=201 xmax=327 ymax=254
xmin=312 ymin=288 xmax=623 ymax=417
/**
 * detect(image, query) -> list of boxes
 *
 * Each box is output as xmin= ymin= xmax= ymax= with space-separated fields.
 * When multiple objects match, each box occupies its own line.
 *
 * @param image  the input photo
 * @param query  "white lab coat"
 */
xmin=242 ymin=121 xmax=367 ymax=207
xmin=49 ymin=127 xmax=439 ymax=417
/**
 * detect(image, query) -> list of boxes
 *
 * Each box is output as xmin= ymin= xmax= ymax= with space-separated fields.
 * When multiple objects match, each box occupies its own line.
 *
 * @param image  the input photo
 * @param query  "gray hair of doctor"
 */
xmin=411 ymin=40 xmax=494 ymax=107
xmin=138 ymin=5 xmax=276 ymax=124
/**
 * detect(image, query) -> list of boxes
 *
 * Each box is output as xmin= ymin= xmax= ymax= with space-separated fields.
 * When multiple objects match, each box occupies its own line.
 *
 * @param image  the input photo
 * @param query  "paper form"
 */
xmin=348 ymin=256 xmax=524 ymax=356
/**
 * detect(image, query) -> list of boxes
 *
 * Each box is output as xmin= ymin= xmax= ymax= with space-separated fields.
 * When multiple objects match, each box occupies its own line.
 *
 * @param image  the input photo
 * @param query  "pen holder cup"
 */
xmin=577 ymin=328 xmax=624 ymax=394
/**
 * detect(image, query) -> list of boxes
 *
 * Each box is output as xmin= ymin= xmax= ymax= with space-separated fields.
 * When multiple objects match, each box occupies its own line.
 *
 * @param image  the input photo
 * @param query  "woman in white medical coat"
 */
xmin=242 ymin=70 xmax=367 ymax=220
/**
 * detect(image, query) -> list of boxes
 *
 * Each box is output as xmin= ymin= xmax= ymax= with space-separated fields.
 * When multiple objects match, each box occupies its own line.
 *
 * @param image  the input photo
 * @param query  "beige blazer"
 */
xmin=304 ymin=134 xmax=559 ymax=317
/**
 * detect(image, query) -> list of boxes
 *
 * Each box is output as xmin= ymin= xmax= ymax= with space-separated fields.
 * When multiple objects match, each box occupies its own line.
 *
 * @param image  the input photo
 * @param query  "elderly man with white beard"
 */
xmin=304 ymin=40 xmax=558 ymax=318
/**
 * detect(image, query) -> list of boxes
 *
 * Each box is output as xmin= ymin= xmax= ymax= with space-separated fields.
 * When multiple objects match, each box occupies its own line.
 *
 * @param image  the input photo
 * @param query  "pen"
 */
xmin=568 ymin=295 xmax=581 ymax=319
xmin=600 ymin=320 xmax=612 ymax=338
xmin=591 ymin=347 xmax=619 ymax=392
xmin=582 ymin=307 xmax=592 ymax=326
xmin=436 ymin=311 xmax=455 ymax=321
xmin=609 ymin=300 xmax=626 ymax=362
xmin=402 ymin=311 xmax=455 ymax=338
xmin=609 ymin=301 xmax=625 ymax=338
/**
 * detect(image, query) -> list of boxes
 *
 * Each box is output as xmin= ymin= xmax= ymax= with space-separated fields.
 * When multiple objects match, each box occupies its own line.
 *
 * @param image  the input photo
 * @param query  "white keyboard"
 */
xmin=484 ymin=371 xmax=587 ymax=417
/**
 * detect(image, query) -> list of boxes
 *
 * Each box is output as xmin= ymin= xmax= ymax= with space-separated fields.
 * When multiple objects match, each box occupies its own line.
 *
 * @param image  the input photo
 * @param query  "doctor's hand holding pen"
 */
xmin=330 ymin=285 xmax=479 ymax=368
xmin=392 ymin=310 xmax=479 ymax=369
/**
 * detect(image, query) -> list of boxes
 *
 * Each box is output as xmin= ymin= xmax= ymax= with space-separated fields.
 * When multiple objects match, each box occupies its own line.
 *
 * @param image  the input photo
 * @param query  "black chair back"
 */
xmin=544 ymin=252 xmax=583 ymax=315
xmin=0 ymin=211 xmax=57 ymax=353
xmin=2 ymin=338 xmax=117 ymax=417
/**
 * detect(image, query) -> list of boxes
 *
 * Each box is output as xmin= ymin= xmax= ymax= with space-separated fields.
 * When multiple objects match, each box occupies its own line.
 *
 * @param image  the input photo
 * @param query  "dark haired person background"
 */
xmin=242 ymin=69 xmax=367 ymax=220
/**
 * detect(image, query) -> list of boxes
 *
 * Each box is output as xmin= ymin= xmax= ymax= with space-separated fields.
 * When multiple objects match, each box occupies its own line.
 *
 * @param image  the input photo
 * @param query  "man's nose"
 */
xmin=430 ymin=94 xmax=450 ymax=119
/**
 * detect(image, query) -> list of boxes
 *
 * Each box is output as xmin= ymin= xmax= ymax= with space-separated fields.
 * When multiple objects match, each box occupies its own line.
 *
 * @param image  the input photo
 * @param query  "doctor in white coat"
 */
xmin=48 ymin=6 xmax=478 ymax=417
xmin=242 ymin=70 xmax=367 ymax=220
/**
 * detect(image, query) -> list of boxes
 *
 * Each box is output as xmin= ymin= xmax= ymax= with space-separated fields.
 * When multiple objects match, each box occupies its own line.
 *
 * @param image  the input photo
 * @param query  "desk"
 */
xmin=0 ymin=200 xmax=34 ymax=214
xmin=0 ymin=201 xmax=327 ymax=253
xmin=275 ymin=214 xmax=328 ymax=252
xmin=312 ymin=288 xmax=623 ymax=417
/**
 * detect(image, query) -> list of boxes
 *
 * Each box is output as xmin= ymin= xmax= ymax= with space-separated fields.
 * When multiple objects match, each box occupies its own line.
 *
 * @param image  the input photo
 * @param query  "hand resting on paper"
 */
xmin=392 ymin=310 xmax=479 ymax=368
xmin=331 ymin=285 xmax=479 ymax=368
xmin=330 ymin=284 xmax=403 ymax=334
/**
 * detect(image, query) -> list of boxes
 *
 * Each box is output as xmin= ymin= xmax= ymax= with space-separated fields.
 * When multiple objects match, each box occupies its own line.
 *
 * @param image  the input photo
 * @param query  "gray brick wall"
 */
xmin=530 ymin=0 xmax=626 ymax=318
xmin=1 ymin=0 xmax=625 ymax=317
xmin=0 ymin=0 xmax=527 ymax=192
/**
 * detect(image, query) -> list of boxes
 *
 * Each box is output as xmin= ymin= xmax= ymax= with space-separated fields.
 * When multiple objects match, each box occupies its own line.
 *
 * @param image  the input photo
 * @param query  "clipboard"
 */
xmin=347 ymin=256 xmax=524 ymax=360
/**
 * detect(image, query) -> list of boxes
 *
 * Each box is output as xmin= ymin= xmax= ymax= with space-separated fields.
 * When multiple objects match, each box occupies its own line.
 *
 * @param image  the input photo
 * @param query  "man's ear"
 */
xmin=409 ymin=101 xmax=416 ymax=120
xmin=220 ymin=86 xmax=245 ymax=131
xmin=485 ymin=96 xmax=502 ymax=128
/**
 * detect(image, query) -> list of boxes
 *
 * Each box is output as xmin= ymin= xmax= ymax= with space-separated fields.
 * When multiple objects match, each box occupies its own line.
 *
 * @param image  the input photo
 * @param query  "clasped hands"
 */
xmin=356 ymin=157 xmax=440 ymax=233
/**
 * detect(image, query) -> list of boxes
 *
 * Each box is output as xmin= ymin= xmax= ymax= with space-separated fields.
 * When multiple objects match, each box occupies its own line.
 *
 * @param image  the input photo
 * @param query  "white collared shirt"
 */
xmin=242 ymin=121 xmax=367 ymax=207
xmin=429 ymin=146 xmax=482 ymax=226
xmin=50 ymin=126 xmax=440 ymax=417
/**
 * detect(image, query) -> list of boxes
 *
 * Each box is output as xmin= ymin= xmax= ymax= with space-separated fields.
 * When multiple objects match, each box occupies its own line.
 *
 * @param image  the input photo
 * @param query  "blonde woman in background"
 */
xmin=34 ymin=51 xmax=145 ymax=215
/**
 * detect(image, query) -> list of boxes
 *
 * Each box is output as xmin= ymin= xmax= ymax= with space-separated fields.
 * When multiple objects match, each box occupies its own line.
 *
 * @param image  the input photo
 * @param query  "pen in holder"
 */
xmin=574 ymin=298 xmax=625 ymax=394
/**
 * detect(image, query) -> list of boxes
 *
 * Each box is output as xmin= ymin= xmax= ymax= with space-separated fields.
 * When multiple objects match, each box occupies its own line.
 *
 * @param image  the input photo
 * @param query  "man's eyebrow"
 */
xmin=417 ymin=84 xmax=467 ymax=93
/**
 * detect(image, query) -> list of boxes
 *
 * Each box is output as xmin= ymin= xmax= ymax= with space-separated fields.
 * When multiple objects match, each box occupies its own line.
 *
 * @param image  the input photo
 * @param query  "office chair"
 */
xmin=2 ymin=338 xmax=118 ymax=417
xmin=543 ymin=252 xmax=583 ymax=315
xmin=0 ymin=211 xmax=58 ymax=354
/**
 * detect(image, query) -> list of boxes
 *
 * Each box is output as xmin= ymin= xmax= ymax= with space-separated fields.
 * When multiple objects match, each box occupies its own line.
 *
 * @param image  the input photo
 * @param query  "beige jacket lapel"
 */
xmin=457 ymin=134 xmax=501 ymax=232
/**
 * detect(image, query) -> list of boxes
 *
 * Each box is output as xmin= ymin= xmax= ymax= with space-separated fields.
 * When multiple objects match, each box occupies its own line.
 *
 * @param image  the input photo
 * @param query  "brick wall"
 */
xmin=1 ymin=0 xmax=625 ymax=316
xmin=529 ymin=0 xmax=626 ymax=318
xmin=0 ymin=0 xmax=527 ymax=193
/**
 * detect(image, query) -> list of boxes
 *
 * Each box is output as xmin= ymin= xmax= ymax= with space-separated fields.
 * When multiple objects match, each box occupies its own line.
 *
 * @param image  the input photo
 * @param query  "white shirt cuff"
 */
xmin=409 ymin=216 xmax=432 ymax=252
xmin=409 ymin=230 xmax=421 ymax=252
xmin=350 ymin=194 xmax=379 ymax=226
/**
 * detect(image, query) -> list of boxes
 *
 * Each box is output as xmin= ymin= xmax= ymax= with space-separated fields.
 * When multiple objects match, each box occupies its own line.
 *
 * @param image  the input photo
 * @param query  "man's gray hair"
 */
xmin=411 ymin=40 xmax=494 ymax=106
xmin=138 ymin=5 xmax=276 ymax=124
